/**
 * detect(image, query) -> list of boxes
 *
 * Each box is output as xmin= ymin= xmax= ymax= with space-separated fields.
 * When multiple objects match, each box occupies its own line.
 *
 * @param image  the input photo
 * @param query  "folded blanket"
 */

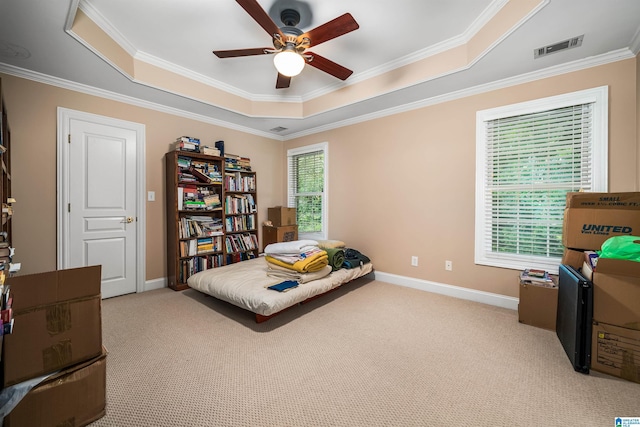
xmin=264 ymin=240 xmax=319 ymax=256
xmin=266 ymin=265 xmax=332 ymax=284
xmin=267 ymin=247 xmax=325 ymax=265
xmin=317 ymin=239 xmax=346 ymax=249
xmin=325 ymin=247 xmax=345 ymax=271
xmin=266 ymin=251 xmax=328 ymax=273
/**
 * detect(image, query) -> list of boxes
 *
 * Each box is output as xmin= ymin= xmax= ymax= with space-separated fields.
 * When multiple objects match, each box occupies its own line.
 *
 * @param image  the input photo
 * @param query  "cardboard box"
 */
xmin=262 ymin=225 xmax=298 ymax=251
xmin=590 ymin=322 xmax=640 ymax=384
xmin=518 ymin=282 xmax=559 ymax=331
xmin=592 ymin=258 xmax=640 ymax=331
xmin=562 ymin=208 xmax=640 ymax=250
xmin=268 ymin=206 xmax=297 ymax=226
xmin=562 ymin=192 xmax=640 ymax=250
xmin=566 ymin=192 xmax=640 ymax=209
xmin=3 ymin=265 xmax=102 ymax=387
xmin=4 ymin=348 xmax=107 ymax=426
xmin=561 ymin=248 xmax=585 ymax=270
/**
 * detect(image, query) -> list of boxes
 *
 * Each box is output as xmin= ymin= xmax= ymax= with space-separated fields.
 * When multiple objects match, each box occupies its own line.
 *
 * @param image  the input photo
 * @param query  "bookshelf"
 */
xmin=165 ymin=150 xmax=259 ymax=291
xmin=223 ymin=169 xmax=259 ymax=264
xmin=0 ymin=78 xmax=13 ymax=260
xmin=166 ymin=150 xmax=224 ymax=290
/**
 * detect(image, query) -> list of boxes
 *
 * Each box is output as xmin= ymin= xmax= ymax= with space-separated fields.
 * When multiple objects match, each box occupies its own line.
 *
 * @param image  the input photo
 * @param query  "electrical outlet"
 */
xmin=411 ymin=256 xmax=418 ymax=267
xmin=445 ymin=260 xmax=452 ymax=271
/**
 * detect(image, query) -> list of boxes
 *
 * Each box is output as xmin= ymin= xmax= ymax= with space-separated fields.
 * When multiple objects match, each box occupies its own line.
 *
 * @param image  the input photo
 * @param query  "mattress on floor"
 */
xmin=187 ymin=256 xmax=373 ymax=316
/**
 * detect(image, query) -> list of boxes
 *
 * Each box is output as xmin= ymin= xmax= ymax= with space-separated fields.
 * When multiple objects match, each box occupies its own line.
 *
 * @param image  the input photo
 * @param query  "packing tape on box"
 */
xmin=46 ymin=302 xmax=72 ymax=335
xmin=42 ymin=339 xmax=73 ymax=372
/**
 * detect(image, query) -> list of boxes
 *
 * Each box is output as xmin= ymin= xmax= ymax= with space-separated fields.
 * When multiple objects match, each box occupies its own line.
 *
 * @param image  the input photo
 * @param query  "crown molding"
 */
xmin=283 ymin=48 xmax=634 ymax=140
xmin=75 ymin=0 xmax=521 ymax=106
xmin=630 ymin=24 xmax=640 ymax=55
xmin=300 ymin=0 xmax=547 ymax=102
xmin=1 ymin=47 xmax=631 ymax=143
xmin=0 ymin=62 xmax=283 ymax=141
xmin=79 ymin=0 xmax=138 ymax=57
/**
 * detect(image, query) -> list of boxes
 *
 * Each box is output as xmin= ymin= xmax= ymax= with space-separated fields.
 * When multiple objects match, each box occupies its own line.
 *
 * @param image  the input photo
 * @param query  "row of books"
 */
xmin=225 ymin=172 xmax=256 ymax=192
xmin=178 ymin=185 xmax=221 ymax=211
xmin=175 ymin=136 xmax=200 ymax=152
xmin=179 ymin=216 xmax=223 ymax=239
xmin=225 ymin=153 xmax=251 ymax=171
xmin=179 ymin=236 xmax=223 ymax=257
xmin=224 ymin=194 xmax=256 ymax=215
xmin=225 ymin=214 xmax=256 ymax=233
xmin=226 ymin=252 xmax=257 ymax=264
xmin=178 ymin=156 xmax=223 ymax=184
xmin=519 ymin=269 xmax=557 ymax=288
xmin=179 ymin=255 xmax=224 ymax=282
xmin=225 ymin=233 xmax=259 ymax=254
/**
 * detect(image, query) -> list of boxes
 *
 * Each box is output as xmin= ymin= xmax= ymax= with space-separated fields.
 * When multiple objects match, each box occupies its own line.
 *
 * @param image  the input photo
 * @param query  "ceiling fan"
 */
xmin=213 ymin=0 xmax=359 ymax=89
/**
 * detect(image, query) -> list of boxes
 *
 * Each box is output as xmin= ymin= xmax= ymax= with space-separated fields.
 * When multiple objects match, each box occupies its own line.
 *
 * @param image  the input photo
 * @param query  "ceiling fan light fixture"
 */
xmin=273 ymin=49 xmax=305 ymax=77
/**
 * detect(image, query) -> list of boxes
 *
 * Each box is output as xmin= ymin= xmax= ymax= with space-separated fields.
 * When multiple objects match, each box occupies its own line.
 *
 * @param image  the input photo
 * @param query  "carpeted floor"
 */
xmin=90 ymin=277 xmax=639 ymax=426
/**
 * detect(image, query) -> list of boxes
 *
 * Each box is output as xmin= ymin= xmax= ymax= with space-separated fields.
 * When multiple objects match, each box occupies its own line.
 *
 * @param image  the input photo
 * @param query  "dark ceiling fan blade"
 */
xmin=236 ymin=0 xmax=285 ymax=40
xmin=299 ymin=13 xmax=359 ymax=47
xmin=306 ymin=52 xmax=353 ymax=80
xmin=212 ymin=48 xmax=272 ymax=58
xmin=276 ymin=73 xmax=291 ymax=89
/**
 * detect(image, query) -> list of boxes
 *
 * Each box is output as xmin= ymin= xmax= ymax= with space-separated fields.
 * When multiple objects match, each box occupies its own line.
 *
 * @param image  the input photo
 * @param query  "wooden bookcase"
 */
xmin=223 ymin=169 xmax=259 ymax=264
xmin=165 ymin=150 xmax=259 ymax=291
xmin=0 ymin=78 xmax=12 ymax=256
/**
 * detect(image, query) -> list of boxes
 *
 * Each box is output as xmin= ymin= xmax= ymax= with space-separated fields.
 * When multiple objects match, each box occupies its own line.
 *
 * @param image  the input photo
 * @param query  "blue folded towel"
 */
xmin=267 ymin=280 xmax=299 ymax=292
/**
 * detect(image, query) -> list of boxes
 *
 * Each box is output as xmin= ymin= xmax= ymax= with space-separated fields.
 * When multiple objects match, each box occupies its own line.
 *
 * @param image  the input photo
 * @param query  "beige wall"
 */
xmin=285 ymin=58 xmax=639 ymax=298
xmin=0 ymin=73 xmax=284 ymax=279
xmin=1 ymin=56 xmax=637 ymax=298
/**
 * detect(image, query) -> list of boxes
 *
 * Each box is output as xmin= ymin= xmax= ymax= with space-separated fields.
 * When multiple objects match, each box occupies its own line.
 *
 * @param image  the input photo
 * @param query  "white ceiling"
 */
xmin=0 ymin=0 xmax=639 ymax=140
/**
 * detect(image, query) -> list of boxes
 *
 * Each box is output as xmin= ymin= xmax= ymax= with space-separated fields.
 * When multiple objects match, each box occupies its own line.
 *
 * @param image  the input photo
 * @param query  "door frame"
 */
xmin=56 ymin=107 xmax=146 ymax=294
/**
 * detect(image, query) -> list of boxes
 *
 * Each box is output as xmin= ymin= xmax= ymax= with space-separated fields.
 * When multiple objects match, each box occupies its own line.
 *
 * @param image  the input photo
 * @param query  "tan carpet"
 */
xmin=90 ymin=277 xmax=639 ymax=426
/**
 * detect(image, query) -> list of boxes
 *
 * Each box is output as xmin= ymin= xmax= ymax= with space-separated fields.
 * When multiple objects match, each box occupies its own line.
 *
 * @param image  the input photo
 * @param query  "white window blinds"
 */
xmin=475 ymin=87 xmax=608 ymax=273
xmin=287 ymin=145 xmax=326 ymax=236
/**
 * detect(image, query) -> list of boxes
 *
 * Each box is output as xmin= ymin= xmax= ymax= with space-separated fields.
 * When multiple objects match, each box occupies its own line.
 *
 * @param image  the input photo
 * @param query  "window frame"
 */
xmin=475 ymin=86 xmax=608 ymax=273
xmin=287 ymin=142 xmax=329 ymax=241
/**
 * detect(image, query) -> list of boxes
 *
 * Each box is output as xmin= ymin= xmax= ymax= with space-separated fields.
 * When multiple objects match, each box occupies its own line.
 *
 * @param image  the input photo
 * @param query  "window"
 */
xmin=475 ymin=87 xmax=608 ymax=273
xmin=287 ymin=142 xmax=328 ymax=240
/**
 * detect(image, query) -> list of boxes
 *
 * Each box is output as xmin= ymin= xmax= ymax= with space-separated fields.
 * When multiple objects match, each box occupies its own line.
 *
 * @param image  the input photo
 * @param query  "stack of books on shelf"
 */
xmin=225 ymin=172 xmax=256 ymax=192
xmin=175 ymin=136 xmax=200 ymax=152
xmin=225 ymin=214 xmax=256 ymax=233
xmin=180 ymin=255 xmax=223 ymax=282
xmin=179 ymin=216 xmax=223 ymax=239
xmin=178 ymin=156 xmax=223 ymax=184
xmin=189 ymin=162 xmax=222 ymax=184
xmin=225 ymin=233 xmax=259 ymax=254
xmin=224 ymin=194 xmax=256 ymax=214
xmin=178 ymin=185 xmax=221 ymax=211
xmin=224 ymin=153 xmax=251 ymax=171
xmin=519 ymin=269 xmax=557 ymax=288
xmin=196 ymin=237 xmax=222 ymax=254
xmin=201 ymin=145 xmax=221 ymax=156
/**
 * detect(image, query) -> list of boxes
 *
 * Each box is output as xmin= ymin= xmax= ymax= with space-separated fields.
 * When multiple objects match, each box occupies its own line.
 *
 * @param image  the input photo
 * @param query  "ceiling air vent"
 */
xmin=534 ymin=35 xmax=583 ymax=58
xmin=270 ymin=126 xmax=288 ymax=132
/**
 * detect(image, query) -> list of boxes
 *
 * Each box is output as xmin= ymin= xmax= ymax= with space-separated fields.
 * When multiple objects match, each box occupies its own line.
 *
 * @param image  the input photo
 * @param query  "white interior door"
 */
xmin=58 ymin=109 xmax=145 ymax=299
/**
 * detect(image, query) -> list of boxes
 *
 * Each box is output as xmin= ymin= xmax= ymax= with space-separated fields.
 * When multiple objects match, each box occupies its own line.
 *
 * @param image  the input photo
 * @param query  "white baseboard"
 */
xmin=374 ymin=271 xmax=519 ymax=311
xmin=143 ymin=277 xmax=167 ymax=292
